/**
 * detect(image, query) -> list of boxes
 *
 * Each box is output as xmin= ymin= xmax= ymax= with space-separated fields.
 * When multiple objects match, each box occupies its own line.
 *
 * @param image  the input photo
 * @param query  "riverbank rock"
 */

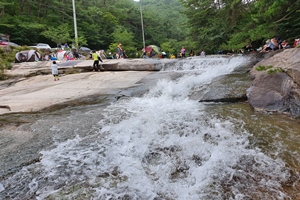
xmin=5 ymin=59 xmax=177 ymax=77
xmin=192 ymin=54 xmax=260 ymax=103
xmin=0 ymin=58 xmax=179 ymax=115
xmin=247 ymin=48 xmax=300 ymax=116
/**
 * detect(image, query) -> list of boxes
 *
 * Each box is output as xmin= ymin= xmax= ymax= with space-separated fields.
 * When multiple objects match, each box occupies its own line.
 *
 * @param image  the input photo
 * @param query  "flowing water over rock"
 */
xmin=0 ymin=56 xmax=299 ymax=199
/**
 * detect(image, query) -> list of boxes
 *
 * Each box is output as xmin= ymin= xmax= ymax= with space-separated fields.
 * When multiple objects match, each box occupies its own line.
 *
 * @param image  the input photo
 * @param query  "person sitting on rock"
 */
xmin=294 ymin=38 xmax=300 ymax=47
xmin=260 ymin=39 xmax=272 ymax=53
xmin=281 ymin=40 xmax=290 ymax=49
xmin=269 ymin=37 xmax=279 ymax=50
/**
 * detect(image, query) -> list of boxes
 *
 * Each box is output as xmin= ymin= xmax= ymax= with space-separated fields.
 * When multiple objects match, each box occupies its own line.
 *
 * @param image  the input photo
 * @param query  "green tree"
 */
xmin=0 ymin=0 xmax=190 ymax=52
xmin=41 ymin=23 xmax=71 ymax=48
xmin=181 ymin=0 xmax=300 ymax=52
xmin=108 ymin=28 xmax=137 ymax=57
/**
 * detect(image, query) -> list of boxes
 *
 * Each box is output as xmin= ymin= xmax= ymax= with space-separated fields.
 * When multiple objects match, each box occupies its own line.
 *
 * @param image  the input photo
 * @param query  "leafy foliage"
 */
xmin=41 ymin=24 xmax=71 ymax=47
xmin=255 ymin=65 xmax=273 ymax=71
xmin=0 ymin=0 xmax=188 ymax=53
xmin=267 ymin=68 xmax=284 ymax=74
xmin=107 ymin=28 xmax=137 ymax=57
xmin=255 ymin=65 xmax=284 ymax=74
xmin=181 ymin=0 xmax=300 ymax=52
xmin=0 ymin=0 xmax=299 ymax=61
xmin=0 ymin=45 xmax=31 ymax=79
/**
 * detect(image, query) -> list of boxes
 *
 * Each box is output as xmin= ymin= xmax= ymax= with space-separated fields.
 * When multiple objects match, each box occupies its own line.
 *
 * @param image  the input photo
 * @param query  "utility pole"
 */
xmin=134 ymin=0 xmax=145 ymax=52
xmin=139 ymin=2 xmax=145 ymax=52
xmin=72 ymin=0 xmax=78 ymax=50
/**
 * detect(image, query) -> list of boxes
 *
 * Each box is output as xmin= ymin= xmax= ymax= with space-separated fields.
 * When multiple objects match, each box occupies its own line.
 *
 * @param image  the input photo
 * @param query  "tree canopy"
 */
xmin=0 ymin=0 xmax=299 ymax=55
xmin=180 ymin=0 xmax=300 ymax=53
xmin=0 ymin=0 xmax=189 ymax=56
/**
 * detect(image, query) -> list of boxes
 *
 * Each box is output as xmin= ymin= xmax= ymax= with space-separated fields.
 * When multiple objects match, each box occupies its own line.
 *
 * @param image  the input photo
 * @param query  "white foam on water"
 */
xmin=0 ymin=183 xmax=4 ymax=192
xmin=162 ymin=55 xmax=244 ymax=72
xmin=0 ymin=56 xmax=293 ymax=199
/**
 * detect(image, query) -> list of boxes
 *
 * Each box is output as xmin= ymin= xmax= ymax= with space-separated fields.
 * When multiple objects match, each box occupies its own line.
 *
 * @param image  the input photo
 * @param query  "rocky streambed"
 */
xmin=1 ymin=54 xmax=300 ymax=199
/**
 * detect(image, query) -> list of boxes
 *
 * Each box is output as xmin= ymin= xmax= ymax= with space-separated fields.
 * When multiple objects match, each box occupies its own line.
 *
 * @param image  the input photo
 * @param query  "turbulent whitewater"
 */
xmin=1 ymin=56 xmax=299 ymax=199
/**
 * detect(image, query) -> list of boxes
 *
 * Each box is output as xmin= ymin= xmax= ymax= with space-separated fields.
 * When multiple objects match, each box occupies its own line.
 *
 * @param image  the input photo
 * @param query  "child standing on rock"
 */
xmin=51 ymin=61 xmax=59 ymax=81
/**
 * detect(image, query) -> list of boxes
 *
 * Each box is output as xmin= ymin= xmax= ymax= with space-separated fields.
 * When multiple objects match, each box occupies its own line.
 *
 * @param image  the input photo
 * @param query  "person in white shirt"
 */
xmin=51 ymin=61 xmax=59 ymax=81
xmin=201 ymin=50 xmax=206 ymax=56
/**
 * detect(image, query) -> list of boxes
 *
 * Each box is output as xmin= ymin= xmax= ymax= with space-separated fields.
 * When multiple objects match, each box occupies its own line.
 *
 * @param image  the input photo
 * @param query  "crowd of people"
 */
xmin=176 ymin=47 xmax=206 ymax=58
xmin=245 ymin=37 xmax=299 ymax=54
xmin=259 ymin=37 xmax=286 ymax=53
xmin=232 ymin=37 xmax=300 ymax=55
xmin=42 ymin=42 xmax=210 ymax=62
xmin=47 ymin=44 xmax=210 ymax=81
xmin=258 ymin=37 xmax=300 ymax=53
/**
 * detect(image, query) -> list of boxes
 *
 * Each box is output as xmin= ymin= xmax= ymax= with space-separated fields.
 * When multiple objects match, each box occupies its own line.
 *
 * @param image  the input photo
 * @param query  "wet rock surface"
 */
xmin=247 ymin=48 xmax=300 ymax=116
xmin=197 ymin=71 xmax=251 ymax=103
xmin=1 ymin=53 xmax=297 ymax=180
xmin=0 ymin=70 xmax=173 ymax=179
xmin=191 ymin=55 xmax=258 ymax=103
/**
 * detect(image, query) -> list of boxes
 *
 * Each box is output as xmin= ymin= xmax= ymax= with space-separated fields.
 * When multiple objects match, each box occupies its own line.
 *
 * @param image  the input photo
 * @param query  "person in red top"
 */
xmin=294 ymin=39 xmax=300 ymax=47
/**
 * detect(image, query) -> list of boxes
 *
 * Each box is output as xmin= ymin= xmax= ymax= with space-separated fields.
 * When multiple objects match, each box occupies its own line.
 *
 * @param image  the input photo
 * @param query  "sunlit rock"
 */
xmin=248 ymin=48 xmax=300 ymax=116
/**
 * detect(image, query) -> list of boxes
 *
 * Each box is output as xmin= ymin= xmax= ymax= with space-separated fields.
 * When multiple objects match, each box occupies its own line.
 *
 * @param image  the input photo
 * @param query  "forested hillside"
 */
xmin=181 ymin=0 xmax=300 ymax=53
xmin=0 ymin=0 xmax=299 ymax=54
xmin=0 ymin=0 xmax=188 ymax=55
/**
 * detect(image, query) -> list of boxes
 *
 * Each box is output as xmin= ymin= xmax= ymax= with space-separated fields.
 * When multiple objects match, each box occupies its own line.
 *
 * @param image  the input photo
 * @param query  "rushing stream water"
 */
xmin=0 ymin=56 xmax=300 ymax=199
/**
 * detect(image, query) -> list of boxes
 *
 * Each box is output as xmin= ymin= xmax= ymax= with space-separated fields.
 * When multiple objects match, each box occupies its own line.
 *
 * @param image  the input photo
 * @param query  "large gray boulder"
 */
xmin=190 ymin=55 xmax=259 ymax=103
xmin=247 ymin=48 xmax=300 ymax=116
